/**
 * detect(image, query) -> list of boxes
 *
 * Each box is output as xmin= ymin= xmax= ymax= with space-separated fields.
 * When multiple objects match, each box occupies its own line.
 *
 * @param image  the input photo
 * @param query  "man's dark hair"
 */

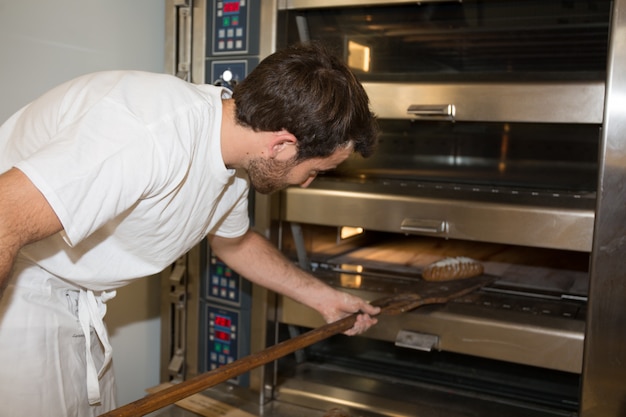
xmin=232 ymin=42 xmax=378 ymax=161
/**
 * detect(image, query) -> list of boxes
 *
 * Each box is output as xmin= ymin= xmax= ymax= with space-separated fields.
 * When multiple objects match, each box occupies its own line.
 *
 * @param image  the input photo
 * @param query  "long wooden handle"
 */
xmin=99 ymin=314 xmax=357 ymax=417
xmin=100 ymin=275 xmax=493 ymax=416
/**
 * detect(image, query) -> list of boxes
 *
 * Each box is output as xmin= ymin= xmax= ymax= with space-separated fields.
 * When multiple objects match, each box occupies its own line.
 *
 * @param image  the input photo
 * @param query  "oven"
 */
xmin=159 ymin=1 xmax=626 ymax=416
xmin=252 ymin=1 xmax=626 ymax=416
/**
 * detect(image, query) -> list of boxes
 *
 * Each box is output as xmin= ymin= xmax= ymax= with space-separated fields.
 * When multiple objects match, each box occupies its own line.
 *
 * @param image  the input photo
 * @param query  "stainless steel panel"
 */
xmin=281 ymin=187 xmax=594 ymax=251
xmin=581 ymin=0 xmax=626 ymax=415
xmin=275 ymin=377 xmax=568 ymax=417
xmin=278 ymin=294 xmax=584 ymax=373
xmin=279 ymin=0 xmax=424 ymax=10
xmin=365 ymin=82 xmax=605 ymax=124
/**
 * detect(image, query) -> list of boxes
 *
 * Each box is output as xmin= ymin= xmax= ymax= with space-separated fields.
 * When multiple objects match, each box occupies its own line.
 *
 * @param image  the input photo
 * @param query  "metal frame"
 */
xmin=581 ymin=0 xmax=626 ymax=415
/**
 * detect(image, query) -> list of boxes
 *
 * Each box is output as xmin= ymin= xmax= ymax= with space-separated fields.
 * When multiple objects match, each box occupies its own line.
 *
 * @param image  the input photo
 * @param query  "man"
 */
xmin=0 ymin=43 xmax=380 ymax=416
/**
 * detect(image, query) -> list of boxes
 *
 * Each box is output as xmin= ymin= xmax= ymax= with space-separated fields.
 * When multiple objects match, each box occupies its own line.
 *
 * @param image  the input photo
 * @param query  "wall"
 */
xmin=0 ymin=0 xmax=165 ymax=406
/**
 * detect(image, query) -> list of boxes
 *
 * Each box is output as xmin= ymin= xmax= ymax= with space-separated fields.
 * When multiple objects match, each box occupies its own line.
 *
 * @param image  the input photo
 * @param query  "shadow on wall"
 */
xmin=105 ymin=274 xmax=161 ymax=336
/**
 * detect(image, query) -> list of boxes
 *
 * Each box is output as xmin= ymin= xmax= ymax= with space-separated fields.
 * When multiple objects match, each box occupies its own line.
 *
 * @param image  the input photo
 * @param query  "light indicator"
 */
xmin=224 ymin=2 xmax=240 ymax=13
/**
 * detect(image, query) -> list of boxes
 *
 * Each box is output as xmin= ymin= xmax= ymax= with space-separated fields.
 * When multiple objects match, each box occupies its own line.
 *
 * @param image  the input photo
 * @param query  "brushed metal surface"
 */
xmin=580 ymin=0 xmax=626 ymax=415
xmin=279 ymin=0 xmax=424 ymax=10
xmin=278 ymin=293 xmax=584 ymax=374
xmin=280 ymin=186 xmax=595 ymax=252
xmin=364 ymin=82 xmax=605 ymax=123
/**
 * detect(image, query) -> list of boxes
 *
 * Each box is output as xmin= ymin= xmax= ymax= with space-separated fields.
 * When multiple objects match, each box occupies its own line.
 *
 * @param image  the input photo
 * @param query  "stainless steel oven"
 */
xmin=160 ymin=1 xmax=626 ymax=416
xmin=253 ymin=1 xmax=626 ymax=416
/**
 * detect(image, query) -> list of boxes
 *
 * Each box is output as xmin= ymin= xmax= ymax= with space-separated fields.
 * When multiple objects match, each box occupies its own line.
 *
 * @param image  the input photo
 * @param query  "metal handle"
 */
xmin=175 ymin=0 xmax=192 ymax=81
xmin=407 ymin=104 xmax=456 ymax=121
xmin=400 ymin=218 xmax=447 ymax=234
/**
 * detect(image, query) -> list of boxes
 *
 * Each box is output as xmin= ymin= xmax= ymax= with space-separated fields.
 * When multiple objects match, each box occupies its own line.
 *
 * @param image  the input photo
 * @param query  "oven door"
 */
xmin=278 ymin=0 xmax=610 ymax=123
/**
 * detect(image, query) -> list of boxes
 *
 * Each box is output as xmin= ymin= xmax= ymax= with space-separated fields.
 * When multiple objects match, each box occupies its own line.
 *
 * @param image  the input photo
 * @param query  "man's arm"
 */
xmin=0 ymin=168 xmax=63 ymax=297
xmin=207 ymin=230 xmax=380 ymax=335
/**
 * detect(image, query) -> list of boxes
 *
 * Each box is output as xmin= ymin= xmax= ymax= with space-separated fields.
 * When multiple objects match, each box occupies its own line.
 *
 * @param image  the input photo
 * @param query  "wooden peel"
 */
xmin=99 ymin=274 xmax=495 ymax=417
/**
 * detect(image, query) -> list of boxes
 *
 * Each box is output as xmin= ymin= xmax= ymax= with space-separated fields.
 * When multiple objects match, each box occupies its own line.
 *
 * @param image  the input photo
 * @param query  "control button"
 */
xmin=227 ymin=40 xmax=234 ymax=49
xmin=222 ymin=70 xmax=233 ymax=82
xmin=235 ymin=40 xmax=243 ymax=49
xmin=218 ymin=29 xmax=225 ymax=38
xmin=236 ymin=28 xmax=243 ymax=37
xmin=227 ymin=28 xmax=234 ymax=38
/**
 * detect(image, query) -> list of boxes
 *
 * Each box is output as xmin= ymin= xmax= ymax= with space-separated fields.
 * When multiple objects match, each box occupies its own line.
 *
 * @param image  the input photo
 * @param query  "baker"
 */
xmin=0 ymin=42 xmax=380 ymax=416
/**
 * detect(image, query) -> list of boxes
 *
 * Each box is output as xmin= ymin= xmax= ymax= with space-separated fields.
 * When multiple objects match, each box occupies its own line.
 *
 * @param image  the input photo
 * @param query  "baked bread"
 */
xmin=422 ymin=256 xmax=484 ymax=281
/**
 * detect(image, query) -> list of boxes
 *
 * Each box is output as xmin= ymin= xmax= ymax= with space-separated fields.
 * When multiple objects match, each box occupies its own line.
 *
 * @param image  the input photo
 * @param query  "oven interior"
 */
xmin=334 ymin=119 xmax=599 ymax=194
xmin=278 ymin=0 xmax=611 ymax=82
xmin=270 ymin=224 xmax=589 ymax=416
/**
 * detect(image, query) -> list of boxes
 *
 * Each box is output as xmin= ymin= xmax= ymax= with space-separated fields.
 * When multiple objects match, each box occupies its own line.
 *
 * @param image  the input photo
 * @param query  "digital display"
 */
xmin=215 ymin=330 xmax=231 ymax=342
xmin=224 ymin=2 xmax=240 ymax=13
xmin=215 ymin=315 xmax=231 ymax=328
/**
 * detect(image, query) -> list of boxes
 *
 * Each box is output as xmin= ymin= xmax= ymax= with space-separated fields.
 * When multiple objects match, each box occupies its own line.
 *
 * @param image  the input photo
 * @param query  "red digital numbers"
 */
xmin=215 ymin=315 xmax=232 ymax=328
xmin=215 ymin=330 xmax=231 ymax=342
xmin=224 ymin=2 xmax=240 ymax=13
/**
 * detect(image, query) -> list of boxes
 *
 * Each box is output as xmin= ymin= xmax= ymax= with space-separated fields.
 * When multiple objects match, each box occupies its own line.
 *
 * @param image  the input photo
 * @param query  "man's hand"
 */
xmin=0 ymin=168 xmax=62 ymax=297
xmin=208 ymin=231 xmax=380 ymax=336
xmin=317 ymin=288 xmax=380 ymax=336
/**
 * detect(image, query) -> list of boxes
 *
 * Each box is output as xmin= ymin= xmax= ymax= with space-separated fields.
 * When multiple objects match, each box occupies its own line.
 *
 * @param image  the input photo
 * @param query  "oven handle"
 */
xmin=407 ymin=104 xmax=456 ymax=121
xmin=400 ymin=218 xmax=448 ymax=234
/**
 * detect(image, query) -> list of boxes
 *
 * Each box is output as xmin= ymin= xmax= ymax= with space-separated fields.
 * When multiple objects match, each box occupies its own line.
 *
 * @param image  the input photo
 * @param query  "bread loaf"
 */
xmin=422 ymin=256 xmax=484 ymax=281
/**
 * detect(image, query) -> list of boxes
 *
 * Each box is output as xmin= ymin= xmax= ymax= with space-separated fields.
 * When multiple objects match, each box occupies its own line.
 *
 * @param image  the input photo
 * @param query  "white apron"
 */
xmin=0 ymin=256 xmax=117 ymax=417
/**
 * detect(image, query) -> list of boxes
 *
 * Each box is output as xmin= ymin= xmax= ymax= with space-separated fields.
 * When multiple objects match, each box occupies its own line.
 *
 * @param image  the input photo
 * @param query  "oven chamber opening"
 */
xmin=332 ymin=119 xmax=599 ymax=198
xmin=270 ymin=226 xmax=589 ymax=416
xmin=277 ymin=0 xmax=611 ymax=83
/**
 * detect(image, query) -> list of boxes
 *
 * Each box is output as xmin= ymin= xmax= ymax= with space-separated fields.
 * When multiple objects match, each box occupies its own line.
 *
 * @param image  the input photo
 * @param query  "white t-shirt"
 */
xmin=0 ymin=70 xmax=250 ymax=290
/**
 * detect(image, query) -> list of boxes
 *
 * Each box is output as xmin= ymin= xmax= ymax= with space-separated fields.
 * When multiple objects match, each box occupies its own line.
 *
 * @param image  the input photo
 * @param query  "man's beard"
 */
xmin=247 ymin=156 xmax=299 ymax=194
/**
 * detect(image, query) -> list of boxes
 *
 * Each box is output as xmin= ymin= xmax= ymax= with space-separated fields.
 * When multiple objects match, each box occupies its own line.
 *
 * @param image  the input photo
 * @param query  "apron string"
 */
xmin=77 ymin=289 xmax=116 ymax=405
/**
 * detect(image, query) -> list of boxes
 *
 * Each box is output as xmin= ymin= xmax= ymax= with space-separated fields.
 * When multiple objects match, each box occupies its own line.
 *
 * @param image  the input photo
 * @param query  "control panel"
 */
xmin=206 ymin=255 xmax=244 ymax=305
xmin=198 ymin=0 xmax=260 ymax=387
xmin=211 ymin=0 xmax=250 ymax=55
xmin=200 ymin=254 xmax=251 ymax=385
xmin=206 ymin=0 xmax=260 ymax=87
xmin=206 ymin=305 xmax=241 ymax=370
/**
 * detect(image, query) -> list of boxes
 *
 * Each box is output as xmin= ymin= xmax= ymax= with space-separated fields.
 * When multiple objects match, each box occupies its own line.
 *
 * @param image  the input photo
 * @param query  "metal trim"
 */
xmin=365 ymin=81 xmax=605 ymax=124
xmin=279 ymin=0 xmax=442 ymax=10
xmin=281 ymin=187 xmax=595 ymax=252
xmin=581 ymin=0 xmax=626 ymax=415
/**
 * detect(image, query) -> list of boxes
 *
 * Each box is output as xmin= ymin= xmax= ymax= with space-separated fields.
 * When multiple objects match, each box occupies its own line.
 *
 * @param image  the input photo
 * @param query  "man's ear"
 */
xmin=269 ymin=129 xmax=297 ymax=159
